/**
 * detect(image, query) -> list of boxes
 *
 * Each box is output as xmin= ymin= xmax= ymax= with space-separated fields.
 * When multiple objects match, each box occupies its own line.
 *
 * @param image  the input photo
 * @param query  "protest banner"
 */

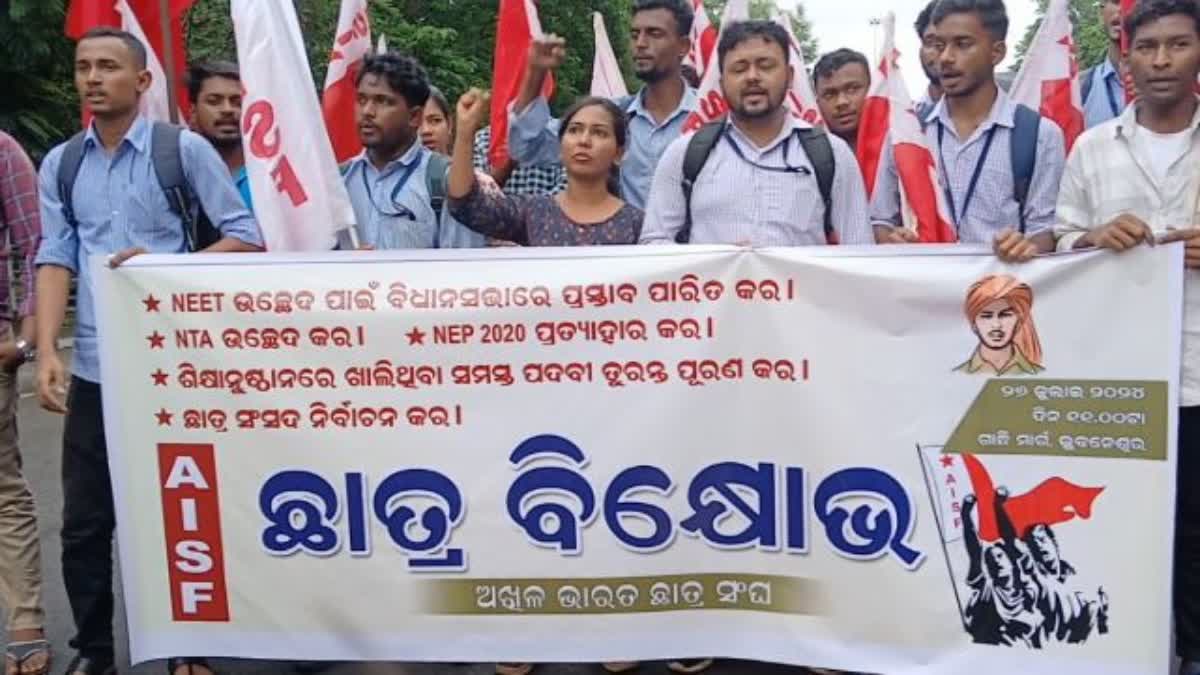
xmin=95 ymin=245 xmax=1180 ymax=675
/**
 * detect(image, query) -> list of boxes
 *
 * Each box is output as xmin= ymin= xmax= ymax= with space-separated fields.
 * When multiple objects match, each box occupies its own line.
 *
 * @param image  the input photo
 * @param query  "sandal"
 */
xmin=63 ymin=654 xmax=114 ymax=675
xmin=4 ymin=640 xmax=50 ymax=675
xmin=667 ymin=659 xmax=714 ymax=673
xmin=166 ymin=657 xmax=212 ymax=675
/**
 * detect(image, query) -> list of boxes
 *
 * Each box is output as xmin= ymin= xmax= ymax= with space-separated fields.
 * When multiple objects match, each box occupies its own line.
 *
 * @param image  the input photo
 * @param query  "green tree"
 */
xmin=0 ymin=0 xmax=77 ymax=160
xmin=1013 ymin=0 xmax=1112 ymax=72
xmin=704 ymin=0 xmax=819 ymax=62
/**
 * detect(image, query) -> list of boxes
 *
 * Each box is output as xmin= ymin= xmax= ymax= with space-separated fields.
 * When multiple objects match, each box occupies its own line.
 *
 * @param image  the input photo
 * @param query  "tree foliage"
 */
xmin=0 ymin=0 xmax=78 ymax=160
xmin=1012 ymin=0 xmax=1112 ymax=73
xmin=705 ymin=0 xmax=819 ymax=62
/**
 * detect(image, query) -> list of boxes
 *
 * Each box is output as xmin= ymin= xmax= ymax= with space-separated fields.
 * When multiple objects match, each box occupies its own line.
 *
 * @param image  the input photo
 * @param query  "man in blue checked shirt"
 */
xmin=34 ymin=27 xmax=261 ymax=675
xmin=339 ymin=52 xmax=484 ymax=250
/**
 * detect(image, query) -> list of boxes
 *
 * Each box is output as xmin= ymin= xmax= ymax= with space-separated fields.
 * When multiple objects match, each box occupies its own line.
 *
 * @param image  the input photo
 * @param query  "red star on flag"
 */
xmin=147 ymin=332 xmax=165 ymax=349
xmin=940 ymin=455 xmax=956 ymax=468
xmin=142 ymin=294 xmax=161 ymax=312
xmin=155 ymin=409 xmax=173 ymax=427
xmin=406 ymin=327 xmax=426 ymax=346
xmin=151 ymin=369 xmax=169 ymax=386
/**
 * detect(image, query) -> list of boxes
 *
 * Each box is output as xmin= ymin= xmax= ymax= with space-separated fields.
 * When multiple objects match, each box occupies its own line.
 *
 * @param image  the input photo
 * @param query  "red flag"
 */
xmin=66 ymin=0 xmax=195 ymax=119
xmin=686 ymin=0 xmax=717 ymax=77
xmin=962 ymin=453 xmax=1105 ymax=542
xmin=490 ymin=0 xmax=554 ymax=169
xmin=1010 ymin=0 xmax=1083 ymax=151
xmin=857 ymin=13 xmax=956 ymax=243
xmin=321 ymin=0 xmax=371 ymax=163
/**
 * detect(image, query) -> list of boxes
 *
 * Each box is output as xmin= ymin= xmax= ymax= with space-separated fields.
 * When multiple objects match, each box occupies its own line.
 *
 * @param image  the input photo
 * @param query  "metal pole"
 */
xmin=159 ymin=0 xmax=180 ymax=123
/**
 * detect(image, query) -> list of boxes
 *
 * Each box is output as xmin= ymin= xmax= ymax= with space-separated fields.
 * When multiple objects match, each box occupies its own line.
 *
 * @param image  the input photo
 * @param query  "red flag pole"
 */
xmin=159 ymin=0 xmax=180 ymax=123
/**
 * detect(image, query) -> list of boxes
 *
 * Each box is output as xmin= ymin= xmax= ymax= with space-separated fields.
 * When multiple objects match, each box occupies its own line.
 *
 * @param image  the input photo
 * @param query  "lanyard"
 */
xmin=937 ymin=121 xmax=997 ymax=231
xmin=360 ymin=149 xmax=424 ymax=220
xmin=722 ymin=127 xmax=812 ymax=175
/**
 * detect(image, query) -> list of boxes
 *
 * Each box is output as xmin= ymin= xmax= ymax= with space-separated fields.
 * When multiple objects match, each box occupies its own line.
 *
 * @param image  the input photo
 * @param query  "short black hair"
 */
xmin=717 ymin=20 xmax=791 ymax=72
xmin=79 ymin=27 xmax=147 ymax=69
xmin=187 ymin=61 xmax=240 ymax=104
xmin=1125 ymin=0 xmax=1200 ymax=41
xmin=915 ymin=0 xmax=939 ymax=38
xmin=632 ymin=0 xmax=695 ymax=37
xmin=931 ymin=0 xmax=1009 ymax=42
xmin=356 ymin=52 xmax=431 ymax=109
xmin=812 ymin=48 xmax=869 ymax=85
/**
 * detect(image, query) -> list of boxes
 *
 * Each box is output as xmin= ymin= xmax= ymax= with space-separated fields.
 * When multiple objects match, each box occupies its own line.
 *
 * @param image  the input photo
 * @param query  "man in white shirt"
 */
xmin=1051 ymin=2 xmax=1200 ymax=671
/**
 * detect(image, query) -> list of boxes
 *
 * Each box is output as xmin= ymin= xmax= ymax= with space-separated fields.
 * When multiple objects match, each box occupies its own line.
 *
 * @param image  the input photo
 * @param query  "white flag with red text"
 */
xmin=919 ymin=446 xmax=972 ymax=544
xmin=321 ymin=0 xmax=371 ymax=163
xmin=1011 ymin=0 xmax=1083 ymax=151
xmin=682 ymin=0 xmax=749 ymax=133
xmin=232 ymin=0 xmax=355 ymax=251
xmin=773 ymin=8 xmax=823 ymax=127
xmin=591 ymin=12 xmax=628 ymax=98
xmin=856 ymin=13 xmax=956 ymax=243
xmin=117 ymin=0 xmax=182 ymax=123
xmin=686 ymin=0 xmax=717 ymax=77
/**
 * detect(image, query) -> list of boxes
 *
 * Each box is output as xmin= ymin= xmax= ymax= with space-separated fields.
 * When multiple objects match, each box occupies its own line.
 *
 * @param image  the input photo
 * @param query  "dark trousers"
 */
xmin=61 ymin=377 xmax=115 ymax=661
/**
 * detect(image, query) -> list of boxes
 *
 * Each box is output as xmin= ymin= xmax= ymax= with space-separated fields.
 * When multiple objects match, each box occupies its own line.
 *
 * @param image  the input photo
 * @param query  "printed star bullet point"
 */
xmin=155 ymin=408 xmax=173 ymax=427
xmin=142 ymin=294 xmax=161 ymax=312
xmin=147 ymin=331 xmax=165 ymax=349
xmin=151 ymin=369 xmax=169 ymax=386
xmin=406 ymin=327 xmax=426 ymax=346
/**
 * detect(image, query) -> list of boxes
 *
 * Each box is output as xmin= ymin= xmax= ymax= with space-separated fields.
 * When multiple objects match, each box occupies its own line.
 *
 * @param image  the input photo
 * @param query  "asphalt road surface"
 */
xmin=0 ymin=362 xmax=823 ymax=675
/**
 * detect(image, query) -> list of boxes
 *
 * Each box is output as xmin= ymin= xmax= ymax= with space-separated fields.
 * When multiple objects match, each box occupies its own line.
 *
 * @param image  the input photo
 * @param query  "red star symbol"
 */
xmin=147 ymin=331 xmax=165 ymax=349
xmin=151 ymin=369 xmax=169 ymax=386
xmin=155 ymin=408 xmax=173 ymax=427
xmin=406 ymin=327 xmax=426 ymax=346
xmin=940 ymin=455 xmax=956 ymax=468
xmin=142 ymin=294 xmax=161 ymax=312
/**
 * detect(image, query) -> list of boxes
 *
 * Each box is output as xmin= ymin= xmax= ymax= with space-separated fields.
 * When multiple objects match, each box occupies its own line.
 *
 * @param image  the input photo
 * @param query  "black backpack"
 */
xmin=676 ymin=119 xmax=836 ymax=244
xmin=57 ymin=122 xmax=222 ymax=251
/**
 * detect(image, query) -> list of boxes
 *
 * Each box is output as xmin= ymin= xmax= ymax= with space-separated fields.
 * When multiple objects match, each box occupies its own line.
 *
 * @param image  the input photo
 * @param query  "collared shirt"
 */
xmin=234 ymin=165 xmax=253 ymax=211
xmin=472 ymin=127 xmax=565 ymax=196
xmin=1083 ymin=58 xmax=1127 ymax=130
xmin=639 ymin=115 xmax=873 ymax=246
xmin=1054 ymin=98 xmax=1200 ymax=405
xmin=340 ymin=142 xmax=485 ymax=250
xmin=954 ymin=347 xmax=1043 ymax=375
xmin=870 ymin=88 xmax=1066 ymax=244
xmin=0 ymin=132 xmax=40 ymax=320
xmin=36 ymin=115 xmax=262 ymax=384
xmin=508 ymin=83 xmax=700 ymax=210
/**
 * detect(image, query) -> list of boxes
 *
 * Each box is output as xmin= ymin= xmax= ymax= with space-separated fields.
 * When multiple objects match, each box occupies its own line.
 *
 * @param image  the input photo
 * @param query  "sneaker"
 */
xmin=667 ymin=659 xmax=714 ymax=673
xmin=495 ymin=664 xmax=533 ymax=675
xmin=601 ymin=662 xmax=639 ymax=672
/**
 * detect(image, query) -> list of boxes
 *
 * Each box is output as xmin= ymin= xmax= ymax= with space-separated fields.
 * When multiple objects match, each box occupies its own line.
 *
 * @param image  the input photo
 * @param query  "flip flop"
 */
xmin=5 ymin=640 xmax=51 ymax=675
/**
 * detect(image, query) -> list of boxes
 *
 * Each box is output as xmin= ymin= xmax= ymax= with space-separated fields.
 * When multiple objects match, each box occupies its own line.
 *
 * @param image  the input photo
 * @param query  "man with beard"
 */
xmin=187 ymin=62 xmax=251 ymax=209
xmin=508 ymin=0 xmax=698 ymax=210
xmin=915 ymin=0 xmax=945 ymax=121
xmin=1081 ymin=0 xmax=1129 ymax=128
xmin=871 ymin=0 xmax=1065 ymax=264
xmin=639 ymin=20 xmax=871 ymax=245
xmin=812 ymin=49 xmax=871 ymax=154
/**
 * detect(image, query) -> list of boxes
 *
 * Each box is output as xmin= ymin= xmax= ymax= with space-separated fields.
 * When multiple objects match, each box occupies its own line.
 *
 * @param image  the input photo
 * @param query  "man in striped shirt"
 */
xmin=1051 ymin=2 xmax=1200 ymax=671
xmin=639 ymin=20 xmax=872 ymax=246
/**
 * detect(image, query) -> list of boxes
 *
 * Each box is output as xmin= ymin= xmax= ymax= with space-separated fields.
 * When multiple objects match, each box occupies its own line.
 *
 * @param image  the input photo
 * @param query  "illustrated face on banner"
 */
xmin=973 ymin=299 xmax=1019 ymax=350
xmin=933 ymin=12 xmax=1006 ymax=98
xmin=191 ymin=76 xmax=243 ymax=150
xmin=355 ymin=73 xmax=423 ymax=158
xmin=984 ymin=544 xmax=1015 ymax=584
xmin=631 ymin=8 xmax=690 ymax=83
xmin=815 ymin=62 xmax=870 ymax=140
xmin=1127 ymin=14 xmax=1200 ymax=108
xmin=720 ymin=36 xmax=793 ymax=121
xmin=75 ymin=35 xmax=151 ymax=118
xmin=1027 ymin=524 xmax=1062 ymax=572
xmin=1102 ymin=0 xmax=1123 ymax=44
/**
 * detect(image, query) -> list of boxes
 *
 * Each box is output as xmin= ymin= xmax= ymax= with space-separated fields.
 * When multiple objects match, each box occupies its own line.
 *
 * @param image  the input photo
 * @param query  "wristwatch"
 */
xmin=13 ymin=339 xmax=35 ymax=364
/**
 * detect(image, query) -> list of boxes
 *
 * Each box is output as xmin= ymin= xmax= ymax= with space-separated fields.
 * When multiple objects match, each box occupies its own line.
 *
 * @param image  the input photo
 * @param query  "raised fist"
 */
xmin=529 ymin=34 xmax=567 ymax=71
xmin=456 ymin=88 xmax=491 ymax=134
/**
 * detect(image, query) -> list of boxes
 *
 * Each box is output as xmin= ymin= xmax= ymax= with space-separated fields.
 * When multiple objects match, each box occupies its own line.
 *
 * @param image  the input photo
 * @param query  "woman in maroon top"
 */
xmin=448 ymin=90 xmax=642 ymax=247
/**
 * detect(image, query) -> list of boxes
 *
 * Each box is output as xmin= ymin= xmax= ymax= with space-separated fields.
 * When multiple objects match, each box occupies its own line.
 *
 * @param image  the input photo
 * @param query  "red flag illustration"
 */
xmin=1010 ymin=0 xmax=1083 ymax=151
xmin=490 ymin=0 xmax=554 ymax=169
xmin=321 ymin=0 xmax=371 ymax=163
xmin=857 ymin=13 xmax=956 ymax=243
xmin=962 ymin=453 xmax=1105 ymax=542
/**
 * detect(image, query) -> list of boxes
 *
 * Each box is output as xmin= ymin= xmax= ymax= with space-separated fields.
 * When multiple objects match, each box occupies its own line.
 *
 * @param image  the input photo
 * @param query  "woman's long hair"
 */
xmin=557 ymin=97 xmax=628 ymax=198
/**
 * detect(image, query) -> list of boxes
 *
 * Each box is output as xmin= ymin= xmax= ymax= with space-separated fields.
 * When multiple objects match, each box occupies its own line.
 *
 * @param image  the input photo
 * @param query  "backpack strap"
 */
xmin=1009 ymin=104 xmax=1041 ymax=235
xmin=796 ymin=128 xmax=836 ymax=243
xmin=425 ymin=152 xmax=450 ymax=216
xmin=148 ymin=122 xmax=203 ymax=250
xmin=56 ymin=132 xmax=88 ymax=229
xmin=1080 ymin=65 xmax=1096 ymax=109
xmin=678 ymin=120 xmax=726 ymax=243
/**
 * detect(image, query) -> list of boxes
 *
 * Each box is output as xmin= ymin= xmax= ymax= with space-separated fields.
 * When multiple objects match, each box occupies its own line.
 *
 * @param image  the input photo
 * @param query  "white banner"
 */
xmin=94 ymin=245 xmax=1181 ymax=674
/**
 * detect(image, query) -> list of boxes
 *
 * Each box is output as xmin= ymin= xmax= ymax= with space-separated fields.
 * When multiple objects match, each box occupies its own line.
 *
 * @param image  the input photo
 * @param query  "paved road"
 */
xmin=0 ymin=362 xmax=819 ymax=675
